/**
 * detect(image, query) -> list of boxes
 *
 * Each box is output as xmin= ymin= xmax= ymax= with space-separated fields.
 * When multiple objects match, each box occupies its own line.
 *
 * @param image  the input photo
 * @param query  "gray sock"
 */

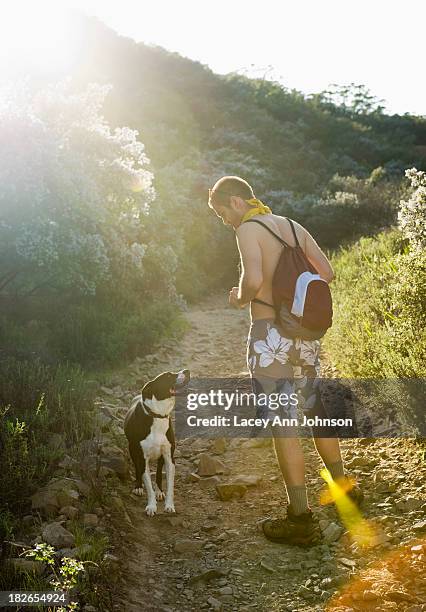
xmin=286 ymin=485 xmax=309 ymax=515
xmin=326 ymin=460 xmax=345 ymax=480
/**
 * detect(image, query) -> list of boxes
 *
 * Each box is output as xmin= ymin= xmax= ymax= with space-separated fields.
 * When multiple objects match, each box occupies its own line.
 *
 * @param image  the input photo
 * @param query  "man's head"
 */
xmin=208 ymin=176 xmax=255 ymax=229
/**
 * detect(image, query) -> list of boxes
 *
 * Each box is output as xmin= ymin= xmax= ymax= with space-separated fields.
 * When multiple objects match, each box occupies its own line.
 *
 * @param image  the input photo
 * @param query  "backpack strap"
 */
xmin=286 ymin=217 xmax=299 ymax=247
xmin=243 ymin=219 xmax=290 ymax=247
xmin=252 ymin=297 xmax=275 ymax=309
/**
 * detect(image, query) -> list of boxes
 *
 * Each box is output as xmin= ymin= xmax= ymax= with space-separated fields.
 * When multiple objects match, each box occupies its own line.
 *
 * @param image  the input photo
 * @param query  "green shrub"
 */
xmin=0 ymin=357 xmax=94 ymax=534
xmin=324 ymin=228 xmax=425 ymax=379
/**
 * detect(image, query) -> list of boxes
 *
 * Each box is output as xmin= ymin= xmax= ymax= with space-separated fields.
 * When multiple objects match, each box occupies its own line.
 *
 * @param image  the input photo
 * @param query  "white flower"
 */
xmin=295 ymin=339 xmax=320 ymax=366
xmin=254 ymin=324 xmax=292 ymax=368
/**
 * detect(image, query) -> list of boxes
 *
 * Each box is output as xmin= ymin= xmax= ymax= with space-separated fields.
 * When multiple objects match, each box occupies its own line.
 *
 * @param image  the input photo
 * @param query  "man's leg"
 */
xmin=313 ymin=437 xmax=345 ymax=480
xmin=247 ymin=319 xmax=310 ymax=516
xmin=272 ymin=436 xmax=309 ymax=515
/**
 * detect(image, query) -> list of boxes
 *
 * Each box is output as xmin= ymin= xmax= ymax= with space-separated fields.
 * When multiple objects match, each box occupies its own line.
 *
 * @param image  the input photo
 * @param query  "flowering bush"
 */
xmin=0 ymin=81 xmax=154 ymax=297
xmin=398 ymin=168 xmax=426 ymax=251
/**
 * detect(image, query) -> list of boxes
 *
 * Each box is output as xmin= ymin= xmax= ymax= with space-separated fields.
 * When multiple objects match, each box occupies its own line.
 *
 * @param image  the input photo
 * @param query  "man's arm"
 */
xmin=234 ymin=224 xmax=263 ymax=306
xmin=295 ymin=221 xmax=334 ymax=283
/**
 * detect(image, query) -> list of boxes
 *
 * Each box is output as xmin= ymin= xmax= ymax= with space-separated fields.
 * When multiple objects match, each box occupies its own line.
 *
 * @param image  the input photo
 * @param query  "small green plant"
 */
xmin=25 ymin=543 xmax=84 ymax=611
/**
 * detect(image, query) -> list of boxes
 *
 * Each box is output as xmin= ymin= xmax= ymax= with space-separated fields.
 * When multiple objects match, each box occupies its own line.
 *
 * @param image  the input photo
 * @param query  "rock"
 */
xmin=42 ymin=522 xmax=75 ymax=548
xmin=56 ymin=488 xmax=79 ymax=508
xmin=31 ymin=489 xmax=59 ymax=514
xmin=297 ymin=585 xmax=312 ymax=600
xmin=59 ymin=506 xmax=78 ymax=520
xmin=339 ymin=558 xmax=357 ymax=568
xmin=231 ymin=474 xmax=262 ymax=487
xmin=371 ymin=532 xmax=391 ymax=547
xmin=72 ymin=479 xmax=91 ymax=497
xmin=101 ymin=456 xmax=128 ymax=478
xmin=405 ymin=496 xmax=423 ymax=511
xmin=412 ymin=520 xmax=426 ymax=531
xmin=260 ymin=559 xmax=275 ymax=573
xmin=207 ymin=596 xmax=222 ymax=610
xmin=322 ymin=522 xmax=343 ymax=543
xmin=363 ymin=590 xmax=380 ymax=600
xmin=386 ymin=590 xmax=418 ymax=603
xmin=189 ymin=568 xmax=227 ymax=584
xmin=197 ymin=454 xmax=227 ymax=476
xmin=188 ymin=472 xmax=201 ymax=482
xmin=198 ymin=476 xmax=221 ymax=489
xmin=241 ymin=438 xmax=272 ymax=449
xmin=218 ymin=586 xmax=233 ymax=596
xmin=5 ymin=558 xmax=45 ymax=575
xmin=56 ymin=547 xmax=78 ymax=559
xmin=83 ymin=513 xmax=99 ymax=528
xmin=211 ymin=438 xmax=227 ymax=454
xmin=174 ymin=539 xmax=204 ymax=554
xmin=215 ymin=483 xmax=247 ymax=501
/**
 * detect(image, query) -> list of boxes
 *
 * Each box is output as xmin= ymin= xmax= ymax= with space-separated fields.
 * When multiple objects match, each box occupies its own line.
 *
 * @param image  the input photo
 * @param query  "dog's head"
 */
xmin=142 ymin=369 xmax=190 ymax=402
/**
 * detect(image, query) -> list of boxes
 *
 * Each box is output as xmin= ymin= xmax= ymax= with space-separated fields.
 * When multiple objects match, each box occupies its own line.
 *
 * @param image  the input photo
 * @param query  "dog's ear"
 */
xmin=141 ymin=380 xmax=153 ymax=398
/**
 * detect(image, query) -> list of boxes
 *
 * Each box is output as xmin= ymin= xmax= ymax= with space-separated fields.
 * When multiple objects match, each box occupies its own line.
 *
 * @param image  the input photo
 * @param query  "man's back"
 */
xmin=235 ymin=213 xmax=334 ymax=321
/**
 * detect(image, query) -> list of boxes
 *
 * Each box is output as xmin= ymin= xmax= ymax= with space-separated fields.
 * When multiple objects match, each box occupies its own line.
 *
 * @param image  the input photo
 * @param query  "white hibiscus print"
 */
xmin=295 ymin=338 xmax=320 ymax=366
xmin=253 ymin=324 xmax=292 ymax=368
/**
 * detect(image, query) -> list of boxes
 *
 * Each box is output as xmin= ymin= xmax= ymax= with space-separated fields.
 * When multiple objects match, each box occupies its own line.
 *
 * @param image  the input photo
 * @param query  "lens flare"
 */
xmin=320 ymin=468 xmax=378 ymax=548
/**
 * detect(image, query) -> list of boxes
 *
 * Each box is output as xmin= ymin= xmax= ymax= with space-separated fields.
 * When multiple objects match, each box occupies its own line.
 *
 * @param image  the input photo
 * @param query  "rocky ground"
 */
xmin=12 ymin=295 xmax=424 ymax=611
xmin=99 ymin=295 xmax=425 ymax=612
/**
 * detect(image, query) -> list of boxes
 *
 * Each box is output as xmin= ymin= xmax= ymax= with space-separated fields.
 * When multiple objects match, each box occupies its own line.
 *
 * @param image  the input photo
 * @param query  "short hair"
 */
xmin=208 ymin=176 xmax=255 ymax=209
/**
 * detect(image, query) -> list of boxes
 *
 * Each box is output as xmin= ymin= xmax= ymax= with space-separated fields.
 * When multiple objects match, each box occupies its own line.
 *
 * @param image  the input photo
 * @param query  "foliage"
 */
xmin=0 ymin=80 xmax=154 ymax=298
xmin=398 ymin=168 xmax=426 ymax=251
xmin=324 ymin=225 xmax=425 ymax=379
xmin=0 ymin=357 xmax=94 ymax=531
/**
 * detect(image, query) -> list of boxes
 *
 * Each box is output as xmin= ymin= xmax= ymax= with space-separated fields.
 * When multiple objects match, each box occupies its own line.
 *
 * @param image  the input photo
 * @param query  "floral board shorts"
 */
xmin=246 ymin=318 xmax=333 ymax=437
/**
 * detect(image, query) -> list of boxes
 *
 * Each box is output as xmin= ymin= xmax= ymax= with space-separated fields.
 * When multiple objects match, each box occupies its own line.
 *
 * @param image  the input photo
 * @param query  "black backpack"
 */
xmin=245 ymin=218 xmax=333 ymax=340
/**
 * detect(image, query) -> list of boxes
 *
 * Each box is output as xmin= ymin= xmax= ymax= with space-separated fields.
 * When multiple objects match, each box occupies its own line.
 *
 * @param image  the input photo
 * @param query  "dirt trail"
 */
xmin=103 ymin=296 xmax=425 ymax=612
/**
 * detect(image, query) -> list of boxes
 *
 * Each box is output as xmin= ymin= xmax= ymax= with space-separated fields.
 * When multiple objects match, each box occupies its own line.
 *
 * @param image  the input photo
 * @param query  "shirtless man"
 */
xmin=208 ymin=175 xmax=362 ymax=547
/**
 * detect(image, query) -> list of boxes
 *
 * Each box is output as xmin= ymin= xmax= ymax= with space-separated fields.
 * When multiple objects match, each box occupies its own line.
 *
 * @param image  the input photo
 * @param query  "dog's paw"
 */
xmin=164 ymin=503 xmax=176 ymax=513
xmin=154 ymin=485 xmax=165 ymax=501
xmin=132 ymin=487 xmax=144 ymax=496
xmin=145 ymin=503 xmax=157 ymax=516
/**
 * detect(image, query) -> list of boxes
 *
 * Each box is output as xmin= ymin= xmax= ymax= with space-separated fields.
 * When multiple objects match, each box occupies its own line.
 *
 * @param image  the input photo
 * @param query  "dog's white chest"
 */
xmin=141 ymin=418 xmax=171 ymax=460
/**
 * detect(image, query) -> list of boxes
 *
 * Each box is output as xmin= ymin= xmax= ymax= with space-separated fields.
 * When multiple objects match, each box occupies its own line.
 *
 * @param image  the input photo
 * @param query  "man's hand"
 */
xmin=229 ymin=287 xmax=242 ymax=308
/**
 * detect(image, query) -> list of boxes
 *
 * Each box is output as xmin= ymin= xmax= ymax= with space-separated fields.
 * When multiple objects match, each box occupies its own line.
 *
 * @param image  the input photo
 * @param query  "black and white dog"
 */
xmin=124 ymin=369 xmax=190 ymax=516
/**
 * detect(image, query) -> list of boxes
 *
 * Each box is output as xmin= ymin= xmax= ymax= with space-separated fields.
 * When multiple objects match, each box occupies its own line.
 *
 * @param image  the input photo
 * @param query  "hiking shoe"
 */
xmin=261 ymin=506 xmax=322 ymax=547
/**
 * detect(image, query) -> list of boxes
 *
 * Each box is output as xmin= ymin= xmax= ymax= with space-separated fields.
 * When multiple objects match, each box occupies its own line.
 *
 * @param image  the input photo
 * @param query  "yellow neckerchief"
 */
xmin=241 ymin=198 xmax=272 ymax=224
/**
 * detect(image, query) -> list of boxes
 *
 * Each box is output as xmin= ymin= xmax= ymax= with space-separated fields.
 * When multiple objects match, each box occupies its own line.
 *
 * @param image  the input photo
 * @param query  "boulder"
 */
xmin=42 ymin=522 xmax=75 ymax=548
xmin=197 ymin=454 xmax=227 ymax=477
xmin=31 ymin=489 xmax=59 ymax=514
xmin=56 ymin=488 xmax=79 ymax=508
xmin=198 ymin=476 xmax=221 ymax=489
xmin=101 ymin=456 xmax=128 ymax=478
xmin=59 ymin=506 xmax=78 ymax=520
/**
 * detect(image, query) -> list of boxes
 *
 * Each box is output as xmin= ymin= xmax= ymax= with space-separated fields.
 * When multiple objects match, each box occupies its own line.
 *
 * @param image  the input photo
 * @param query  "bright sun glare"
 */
xmin=0 ymin=3 xmax=75 ymax=75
